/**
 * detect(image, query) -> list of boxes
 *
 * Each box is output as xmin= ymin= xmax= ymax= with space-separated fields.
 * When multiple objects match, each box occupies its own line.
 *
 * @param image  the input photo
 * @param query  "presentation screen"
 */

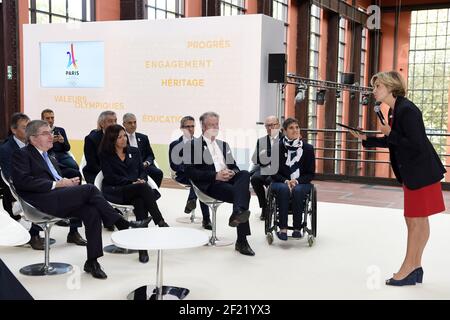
xmin=40 ymin=41 xmax=104 ymax=88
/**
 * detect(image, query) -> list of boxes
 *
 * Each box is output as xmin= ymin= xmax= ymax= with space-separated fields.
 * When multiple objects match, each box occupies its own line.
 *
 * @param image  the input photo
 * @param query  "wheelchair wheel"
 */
xmin=311 ymin=186 xmax=317 ymax=237
xmin=265 ymin=187 xmax=276 ymax=235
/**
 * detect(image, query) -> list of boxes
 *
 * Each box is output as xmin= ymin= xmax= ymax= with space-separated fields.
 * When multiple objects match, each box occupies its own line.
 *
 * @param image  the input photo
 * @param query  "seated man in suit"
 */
xmin=123 ymin=113 xmax=163 ymax=188
xmin=41 ymin=108 xmax=79 ymax=171
xmin=0 ymin=113 xmax=86 ymax=249
xmin=11 ymin=120 xmax=150 ymax=279
xmin=185 ymin=112 xmax=255 ymax=256
xmin=169 ymin=116 xmax=211 ymax=230
xmin=83 ymin=111 xmax=117 ymax=184
xmin=250 ymin=115 xmax=282 ymax=221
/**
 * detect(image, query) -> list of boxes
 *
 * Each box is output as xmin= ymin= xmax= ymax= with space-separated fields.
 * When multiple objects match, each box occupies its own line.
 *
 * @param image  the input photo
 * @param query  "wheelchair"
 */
xmin=265 ymin=183 xmax=317 ymax=246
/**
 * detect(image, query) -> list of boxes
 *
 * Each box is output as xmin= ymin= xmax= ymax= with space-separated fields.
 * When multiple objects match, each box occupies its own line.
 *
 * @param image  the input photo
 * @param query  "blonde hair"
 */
xmin=370 ymin=71 xmax=407 ymax=97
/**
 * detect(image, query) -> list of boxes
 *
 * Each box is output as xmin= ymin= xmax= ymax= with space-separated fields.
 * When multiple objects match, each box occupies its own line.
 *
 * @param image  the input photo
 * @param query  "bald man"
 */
xmin=250 ymin=115 xmax=282 ymax=220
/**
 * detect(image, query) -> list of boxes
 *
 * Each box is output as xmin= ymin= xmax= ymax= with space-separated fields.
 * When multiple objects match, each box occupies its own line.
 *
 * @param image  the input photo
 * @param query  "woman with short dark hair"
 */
xmin=99 ymin=124 xmax=168 ymax=263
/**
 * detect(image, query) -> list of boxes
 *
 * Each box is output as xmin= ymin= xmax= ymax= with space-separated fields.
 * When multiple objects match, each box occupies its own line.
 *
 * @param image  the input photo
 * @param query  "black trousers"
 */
xmin=42 ymin=184 xmax=123 ymax=260
xmin=121 ymin=183 xmax=164 ymax=225
xmin=207 ymin=171 xmax=251 ymax=239
xmin=250 ymin=171 xmax=271 ymax=209
xmin=144 ymin=164 xmax=163 ymax=188
xmin=0 ymin=259 xmax=33 ymax=300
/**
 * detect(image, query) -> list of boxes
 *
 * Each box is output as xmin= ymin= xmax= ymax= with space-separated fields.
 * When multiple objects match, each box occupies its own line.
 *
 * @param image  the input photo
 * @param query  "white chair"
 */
xmin=79 ymin=154 xmax=87 ymax=182
xmin=0 ymin=211 xmax=30 ymax=247
xmin=9 ymin=183 xmax=72 ymax=276
xmin=94 ymin=171 xmax=159 ymax=254
xmin=190 ymin=181 xmax=233 ymax=247
xmin=171 ymin=169 xmax=201 ymax=225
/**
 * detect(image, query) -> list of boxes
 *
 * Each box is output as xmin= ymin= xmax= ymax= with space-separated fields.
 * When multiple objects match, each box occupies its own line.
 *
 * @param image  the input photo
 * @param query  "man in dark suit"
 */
xmin=123 ymin=113 xmax=163 ymax=188
xmin=169 ymin=116 xmax=211 ymax=230
xmin=11 ymin=120 xmax=150 ymax=279
xmin=0 ymin=113 xmax=87 ymax=249
xmin=250 ymin=115 xmax=282 ymax=221
xmin=41 ymin=108 xmax=79 ymax=171
xmin=83 ymin=110 xmax=117 ymax=184
xmin=185 ymin=112 xmax=255 ymax=256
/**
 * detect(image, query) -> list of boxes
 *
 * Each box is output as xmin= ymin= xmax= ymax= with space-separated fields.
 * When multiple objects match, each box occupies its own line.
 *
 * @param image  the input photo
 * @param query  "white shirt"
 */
xmin=183 ymin=135 xmax=192 ymax=144
xmin=13 ymin=136 xmax=26 ymax=149
xmin=127 ymin=132 xmax=138 ymax=148
xmin=202 ymin=135 xmax=227 ymax=172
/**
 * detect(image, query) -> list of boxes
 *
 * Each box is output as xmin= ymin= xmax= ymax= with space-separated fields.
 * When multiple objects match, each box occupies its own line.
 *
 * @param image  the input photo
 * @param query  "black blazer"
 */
xmin=130 ymin=132 xmax=156 ymax=165
xmin=251 ymin=132 xmax=283 ymax=167
xmin=83 ymin=129 xmax=103 ymax=183
xmin=363 ymin=96 xmax=446 ymax=189
xmin=49 ymin=126 xmax=71 ymax=155
xmin=0 ymin=136 xmax=20 ymax=180
xmin=10 ymin=145 xmax=64 ymax=213
xmin=184 ymin=137 xmax=240 ymax=192
xmin=169 ymin=136 xmax=190 ymax=175
xmin=99 ymin=146 xmax=147 ymax=204
xmin=272 ymin=140 xmax=315 ymax=184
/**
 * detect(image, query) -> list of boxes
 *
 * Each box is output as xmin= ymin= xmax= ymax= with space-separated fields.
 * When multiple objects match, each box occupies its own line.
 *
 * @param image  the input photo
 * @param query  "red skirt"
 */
xmin=403 ymin=182 xmax=445 ymax=217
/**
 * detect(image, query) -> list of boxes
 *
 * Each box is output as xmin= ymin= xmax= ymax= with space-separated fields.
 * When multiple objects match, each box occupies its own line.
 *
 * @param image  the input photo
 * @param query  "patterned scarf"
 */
xmin=283 ymin=136 xmax=303 ymax=179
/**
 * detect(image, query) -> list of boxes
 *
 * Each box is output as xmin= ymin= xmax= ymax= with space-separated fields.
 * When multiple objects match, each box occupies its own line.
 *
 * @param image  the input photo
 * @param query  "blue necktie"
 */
xmin=43 ymin=152 xmax=62 ymax=181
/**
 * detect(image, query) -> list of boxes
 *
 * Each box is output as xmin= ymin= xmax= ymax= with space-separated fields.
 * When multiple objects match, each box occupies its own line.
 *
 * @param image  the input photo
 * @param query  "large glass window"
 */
xmin=29 ymin=0 xmax=93 ymax=24
xmin=308 ymin=4 xmax=321 ymax=148
xmin=359 ymin=27 xmax=368 ymax=128
xmin=408 ymin=8 xmax=450 ymax=161
xmin=220 ymin=0 xmax=245 ymax=16
xmin=146 ymin=0 xmax=185 ymax=20
xmin=272 ymin=0 xmax=288 ymax=49
xmin=335 ymin=17 xmax=346 ymax=173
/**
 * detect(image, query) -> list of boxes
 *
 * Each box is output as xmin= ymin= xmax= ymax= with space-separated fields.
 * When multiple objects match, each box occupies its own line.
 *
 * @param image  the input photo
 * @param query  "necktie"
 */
xmin=43 ymin=152 xmax=62 ymax=181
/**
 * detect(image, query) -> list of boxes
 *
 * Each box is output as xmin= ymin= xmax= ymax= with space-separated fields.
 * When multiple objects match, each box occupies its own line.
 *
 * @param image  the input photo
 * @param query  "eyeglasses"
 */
xmin=33 ymin=131 xmax=53 ymax=137
xmin=182 ymin=125 xmax=195 ymax=129
xmin=265 ymin=123 xmax=279 ymax=128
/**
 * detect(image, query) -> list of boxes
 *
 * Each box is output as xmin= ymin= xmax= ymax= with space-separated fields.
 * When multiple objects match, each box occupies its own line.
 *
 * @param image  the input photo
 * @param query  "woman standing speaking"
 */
xmin=350 ymin=71 xmax=446 ymax=286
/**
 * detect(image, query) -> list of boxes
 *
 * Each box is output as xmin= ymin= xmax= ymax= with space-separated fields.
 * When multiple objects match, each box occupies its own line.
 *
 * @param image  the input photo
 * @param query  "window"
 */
xmin=308 ymin=4 xmax=321 ymax=148
xmin=146 ymin=0 xmax=185 ymax=20
xmin=220 ymin=0 xmax=245 ymax=16
xmin=29 ymin=0 xmax=94 ymax=24
xmin=335 ymin=17 xmax=346 ymax=173
xmin=359 ymin=27 xmax=368 ymax=128
xmin=408 ymin=8 xmax=450 ymax=162
xmin=272 ymin=0 xmax=288 ymax=49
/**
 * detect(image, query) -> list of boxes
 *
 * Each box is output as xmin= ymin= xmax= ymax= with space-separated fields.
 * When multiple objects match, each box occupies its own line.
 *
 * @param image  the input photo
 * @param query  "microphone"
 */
xmin=374 ymin=102 xmax=385 ymax=125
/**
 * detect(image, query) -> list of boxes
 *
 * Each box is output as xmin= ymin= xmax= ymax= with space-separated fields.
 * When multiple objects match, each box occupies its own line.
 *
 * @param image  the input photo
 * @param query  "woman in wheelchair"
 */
xmin=270 ymin=118 xmax=315 ymax=241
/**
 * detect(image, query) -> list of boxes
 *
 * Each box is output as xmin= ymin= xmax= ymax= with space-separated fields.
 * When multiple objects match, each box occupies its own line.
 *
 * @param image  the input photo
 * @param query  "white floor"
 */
xmin=1 ymin=187 xmax=450 ymax=300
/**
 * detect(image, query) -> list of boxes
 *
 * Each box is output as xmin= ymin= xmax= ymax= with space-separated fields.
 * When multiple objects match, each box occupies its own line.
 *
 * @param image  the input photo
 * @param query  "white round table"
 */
xmin=0 ymin=212 xmax=30 ymax=246
xmin=111 ymin=227 xmax=209 ymax=300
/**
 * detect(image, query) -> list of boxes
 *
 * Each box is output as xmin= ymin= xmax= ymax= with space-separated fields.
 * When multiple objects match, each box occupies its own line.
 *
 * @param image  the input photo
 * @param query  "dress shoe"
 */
xmin=276 ymin=231 xmax=288 ymax=241
xmin=202 ymin=219 xmax=212 ymax=230
xmin=292 ymin=230 xmax=302 ymax=239
xmin=138 ymin=250 xmax=149 ymax=263
xmin=385 ymin=269 xmax=417 ymax=286
xmin=67 ymin=231 xmax=88 ymax=246
xmin=414 ymin=267 xmax=424 ymax=283
xmin=129 ymin=216 xmax=153 ymax=228
xmin=235 ymin=240 xmax=255 ymax=256
xmin=29 ymin=235 xmax=45 ymax=250
xmin=56 ymin=220 xmax=70 ymax=227
xmin=228 ymin=210 xmax=250 ymax=227
xmin=84 ymin=260 xmax=107 ymax=279
xmin=184 ymin=199 xmax=197 ymax=213
xmin=105 ymin=225 xmax=115 ymax=232
xmin=157 ymin=220 xmax=170 ymax=227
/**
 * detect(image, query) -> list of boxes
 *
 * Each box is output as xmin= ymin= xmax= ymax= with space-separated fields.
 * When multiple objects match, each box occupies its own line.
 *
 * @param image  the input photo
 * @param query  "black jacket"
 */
xmin=251 ymin=132 xmax=283 ymax=167
xmin=184 ymin=137 xmax=240 ymax=192
xmin=363 ymin=95 xmax=446 ymax=189
xmin=83 ymin=129 xmax=103 ymax=184
xmin=272 ymin=140 xmax=315 ymax=184
xmin=130 ymin=132 xmax=156 ymax=166
xmin=169 ymin=136 xmax=188 ymax=175
xmin=99 ymin=147 xmax=147 ymax=204
xmin=49 ymin=126 xmax=71 ymax=155
xmin=0 ymin=136 xmax=21 ymax=180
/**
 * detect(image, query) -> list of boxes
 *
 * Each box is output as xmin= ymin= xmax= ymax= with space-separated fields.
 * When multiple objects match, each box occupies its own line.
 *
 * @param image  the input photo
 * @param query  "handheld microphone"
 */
xmin=374 ymin=102 xmax=385 ymax=125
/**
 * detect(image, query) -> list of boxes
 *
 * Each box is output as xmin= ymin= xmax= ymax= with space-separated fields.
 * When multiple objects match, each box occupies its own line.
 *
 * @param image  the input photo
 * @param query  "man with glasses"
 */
xmin=250 ymin=115 xmax=282 ymax=220
xmin=0 ymin=114 xmax=86 ymax=249
xmin=123 ymin=113 xmax=163 ymax=188
xmin=169 ymin=116 xmax=211 ymax=230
